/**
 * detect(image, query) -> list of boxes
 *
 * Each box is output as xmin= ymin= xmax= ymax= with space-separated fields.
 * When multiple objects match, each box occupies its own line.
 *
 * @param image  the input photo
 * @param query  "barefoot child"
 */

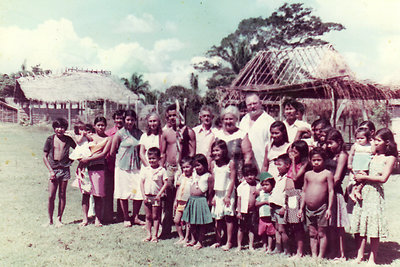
xmin=236 ymin=164 xmax=259 ymax=251
xmin=210 ymin=140 xmax=236 ymax=251
xmin=174 ymin=157 xmax=194 ymax=245
xmin=347 ymin=127 xmax=372 ymax=201
xmin=43 ymin=118 xmax=76 ymax=227
xmin=140 ymin=147 xmax=168 ymax=242
xmin=182 ymin=154 xmax=213 ymax=250
xmin=269 ymin=153 xmax=291 ymax=254
xmin=298 ymin=147 xmax=334 ymax=259
xmin=256 ymin=172 xmax=276 ymax=253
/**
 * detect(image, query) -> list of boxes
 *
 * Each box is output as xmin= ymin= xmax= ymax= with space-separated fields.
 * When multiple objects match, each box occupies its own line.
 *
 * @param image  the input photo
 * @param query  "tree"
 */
xmin=195 ymin=3 xmax=345 ymax=89
xmin=121 ymin=73 xmax=158 ymax=104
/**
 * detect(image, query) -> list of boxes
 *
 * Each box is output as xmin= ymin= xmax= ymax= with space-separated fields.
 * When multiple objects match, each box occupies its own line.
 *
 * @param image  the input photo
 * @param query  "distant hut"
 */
xmin=14 ymin=69 xmax=138 ymax=126
xmin=217 ymin=45 xmax=399 ymax=135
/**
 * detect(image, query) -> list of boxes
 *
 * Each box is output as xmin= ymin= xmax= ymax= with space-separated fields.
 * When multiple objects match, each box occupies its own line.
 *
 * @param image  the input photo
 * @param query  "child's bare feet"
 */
xmin=236 ymin=246 xmax=242 ymax=252
xmin=211 ymin=243 xmax=221 ymax=248
xmin=221 ymin=243 xmax=232 ymax=251
xmin=123 ymin=221 xmax=132 ymax=228
xmin=175 ymin=238 xmax=185 ymax=245
xmin=192 ymin=242 xmax=203 ymax=250
xmin=143 ymin=236 xmax=152 ymax=242
xmin=55 ymin=220 xmax=64 ymax=228
xmin=95 ymin=219 xmax=102 ymax=227
xmin=79 ymin=221 xmax=88 ymax=227
xmin=249 ymin=246 xmax=255 ymax=251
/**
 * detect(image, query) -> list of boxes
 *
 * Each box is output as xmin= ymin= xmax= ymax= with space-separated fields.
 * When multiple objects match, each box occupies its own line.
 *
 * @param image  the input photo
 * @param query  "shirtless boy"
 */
xmin=236 ymin=164 xmax=258 ymax=251
xmin=43 ymin=118 xmax=76 ymax=227
xmin=160 ymin=103 xmax=196 ymax=237
xmin=298 ymin=147 xmax=334 ymax=259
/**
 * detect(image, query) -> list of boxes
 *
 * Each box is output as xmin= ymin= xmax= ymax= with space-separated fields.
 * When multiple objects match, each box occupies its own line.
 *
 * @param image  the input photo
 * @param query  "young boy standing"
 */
xmin=43 ymin=118 xmax=76 ymax=227
xmin=269 ymin=154 xmax=291 ymax=254
xmin=298 ymin=147 xmax=334 ymax=259
xmin=236 ymin=164 xmax=259 ymax=251
xmin=140 ymin=147 xmax=168 ymax=242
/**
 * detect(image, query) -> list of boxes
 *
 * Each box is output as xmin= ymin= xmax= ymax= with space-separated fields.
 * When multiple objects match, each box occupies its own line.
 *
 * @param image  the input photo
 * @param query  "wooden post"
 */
xmin=85 ymin=100 xmax=88 ymax=123
xmin=330 ymin=86 xmax=337 ymax=128
xmin=29 ymin=100 xmax=33 ymax=125
xmin=68 ymin=101 xmax=72 ymax=130
xmin=103 ymin=99 xmax=107 ymax=118
xmin=279 ymin=96 xmax=283 ymax=121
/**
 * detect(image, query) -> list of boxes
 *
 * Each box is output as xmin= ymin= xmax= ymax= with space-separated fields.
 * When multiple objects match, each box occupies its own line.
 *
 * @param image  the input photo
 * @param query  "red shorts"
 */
xmin=258 ymin=216 xmax=275 ymax=236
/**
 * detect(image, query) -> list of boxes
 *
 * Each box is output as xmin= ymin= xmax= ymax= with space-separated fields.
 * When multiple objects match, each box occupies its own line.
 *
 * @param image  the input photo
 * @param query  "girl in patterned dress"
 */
xmin=285 ymin=140 xmax=310 ymax=258
xmin=351 ymin=128 xmax=397 ymax=265
xmin=210 ymin=140 xmax=236 ymax=251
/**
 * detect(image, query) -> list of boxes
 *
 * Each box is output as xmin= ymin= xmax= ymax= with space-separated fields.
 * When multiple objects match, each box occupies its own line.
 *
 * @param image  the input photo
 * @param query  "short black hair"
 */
xmin=112 ymin=109 xmax=125 ymax=120
xmin=261 ymin=178 xmax=275 ymax=188
xmin=242 ymin=164 xmax=258 ymax=177
xmin=52 ymin=118 xmax=68 ymax=130
xmin=283 ymin=98 xmax=301 ymax=111
xmin=309 ymin=147 xmax=327 ymax=160
xmin=276 ymin=153 xmax=291 ymax=166
xmin=147 ymin=147 xmax=161 ymax=158
xmin=180 ymin=156 xmax=193 ymax=167
xmin=166 ymin=104 xmax=177 ymax=113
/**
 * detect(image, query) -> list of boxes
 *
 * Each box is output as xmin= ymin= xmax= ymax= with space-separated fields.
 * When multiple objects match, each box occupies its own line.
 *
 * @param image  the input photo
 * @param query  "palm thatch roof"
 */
xmin=217 ymin=45 xmax=400 ymax=107
xmin=16 ymin=71 xmax=138 ymax=104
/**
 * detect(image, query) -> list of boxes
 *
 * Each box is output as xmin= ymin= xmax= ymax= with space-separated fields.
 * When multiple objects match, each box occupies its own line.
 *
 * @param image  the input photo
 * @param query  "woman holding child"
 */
xmin=350 ymin=128 xmax=397 ymax=265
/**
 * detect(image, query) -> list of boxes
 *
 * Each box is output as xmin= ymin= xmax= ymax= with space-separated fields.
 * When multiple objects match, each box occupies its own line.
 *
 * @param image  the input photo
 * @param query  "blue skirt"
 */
xmin=182 ymin=196 xmax=213 ymax=225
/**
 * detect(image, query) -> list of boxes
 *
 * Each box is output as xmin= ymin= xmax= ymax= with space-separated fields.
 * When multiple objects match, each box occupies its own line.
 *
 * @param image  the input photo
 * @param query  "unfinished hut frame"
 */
xmin=217 ymin=45 xmax=399 ymax=130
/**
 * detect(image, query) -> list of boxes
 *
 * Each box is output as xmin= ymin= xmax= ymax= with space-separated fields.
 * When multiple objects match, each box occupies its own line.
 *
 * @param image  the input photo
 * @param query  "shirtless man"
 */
xmin=298 ymin=147 xmax=334 ymax=259
xmin=236 ymin=164 xmax=258 ymax=251
xmin=43 ymin=118 xmax=76 ymax=227
xmin=160 ymin=103 xmax=196 ymax=237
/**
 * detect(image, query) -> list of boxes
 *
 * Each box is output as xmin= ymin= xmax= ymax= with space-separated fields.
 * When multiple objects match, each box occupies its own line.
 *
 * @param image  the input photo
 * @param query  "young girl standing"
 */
xmin=326 ymin=129 xmax=349 ymax=260
xmin=261 ymin=121 xmax=291 ymax=178
xmin=210 ymin=140 xmax=236 ymax=251
xmin=347 ymin=128 xmax=372 ymax=201
xmin=182 ymin=154 xmax=213 ymax=250
xmin=285 ymin=140 xmax=310 ymax=258
xmin=351 ymin=128 xmax=397 ymax=265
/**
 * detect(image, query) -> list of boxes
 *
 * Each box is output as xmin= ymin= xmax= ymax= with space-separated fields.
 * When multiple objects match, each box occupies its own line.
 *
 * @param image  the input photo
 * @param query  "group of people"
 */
xmin=43 ymin=93 xmax=397 ymax=264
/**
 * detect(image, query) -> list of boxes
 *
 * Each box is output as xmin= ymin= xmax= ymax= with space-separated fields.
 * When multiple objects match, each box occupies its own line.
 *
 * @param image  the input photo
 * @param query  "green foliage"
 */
xmin=370 ymin=102 xmax=390 ymax=128
xmin=195 ymin=3 xmax=345 ymax=92
xmin=121 ymin=73 xmax=159 ymax=104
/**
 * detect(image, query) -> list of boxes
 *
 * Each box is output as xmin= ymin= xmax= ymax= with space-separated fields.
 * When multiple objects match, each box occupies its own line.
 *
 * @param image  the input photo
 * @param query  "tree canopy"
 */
xmin=121 ymin=73 xmax=158 ymax=104
xmin=195 ymin=3 xmax=345 ymax=90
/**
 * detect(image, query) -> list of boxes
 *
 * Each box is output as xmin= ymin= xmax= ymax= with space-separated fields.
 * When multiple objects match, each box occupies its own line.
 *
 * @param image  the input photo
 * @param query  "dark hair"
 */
xmin=276 ymin=153 xmax=291 ymax=166
xmin=291 ymin=140 xmax=309 ymax=163
xmin=112 ymin=109 xmax=125 ymax=120
xmin=283 ymin=98 xmax=300 ymax=111
xmin=211 ymin=139 xmax=230 ymax=165
xmin=375 ymin=128 xmax=398 ymax=157
xmin=355 ymin=127 xmax=371 ymax=141
xmin=311 ymin=118 xmax=331 ymax=129
xmin=193 ymin=154 xmax=209 ymax=173
xmin=326 ymin=129 xmax=345 ymax=152
xmin=94 ymin=116 xmax=107 ymax=127
xmin=180 ymin=156 xmax=193 ymax=167
xmin=166 ymin=104 xmax=177 ymax=113
xmin=85 ymin=124 xmax=95 ymax=133
xmin=125 ymin=110 xmax=137 ymax=120
xmin=262 ymin=178 xmax=275 ymax=188
xmin=52 ymin=118 xmax=68 ymax=130
xmin=147 ymin=147 xmax=161 ymax=158
xmin=270 ymin=121 xmax=289 ymax=144
xmin=359 ymin=121 xmax=376 ymax=135
xmin=297 ymin=102 xmax=305 ymax=115
xmin=74 ymin=121 xmax=85 ymax=135
xmin=309 ymin=147 xmax=327 ymax=160
xmin=242 ymin=164 xmax=258 ymax=177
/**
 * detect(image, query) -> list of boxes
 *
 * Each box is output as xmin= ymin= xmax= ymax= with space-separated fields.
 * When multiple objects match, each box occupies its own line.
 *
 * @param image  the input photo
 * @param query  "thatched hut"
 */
xmin=14 ymin=69 xmax=138 ymax=125
xmin=217 ymin=45 xmax=400 ymax=138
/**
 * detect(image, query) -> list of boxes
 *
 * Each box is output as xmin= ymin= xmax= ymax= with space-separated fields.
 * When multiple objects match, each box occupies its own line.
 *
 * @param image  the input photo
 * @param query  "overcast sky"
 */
xmin=1 ymin=0 xmax=400 ymax=92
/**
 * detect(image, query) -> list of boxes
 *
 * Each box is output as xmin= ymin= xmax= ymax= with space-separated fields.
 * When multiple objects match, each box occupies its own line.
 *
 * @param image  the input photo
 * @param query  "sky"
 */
xmin=1 ymin=0 xmax=400 ymax=93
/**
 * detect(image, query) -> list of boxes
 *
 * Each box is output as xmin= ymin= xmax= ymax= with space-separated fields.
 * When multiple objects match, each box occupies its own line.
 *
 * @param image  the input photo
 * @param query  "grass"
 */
xmin=1 ymin=123 xmax=400 ymax=266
